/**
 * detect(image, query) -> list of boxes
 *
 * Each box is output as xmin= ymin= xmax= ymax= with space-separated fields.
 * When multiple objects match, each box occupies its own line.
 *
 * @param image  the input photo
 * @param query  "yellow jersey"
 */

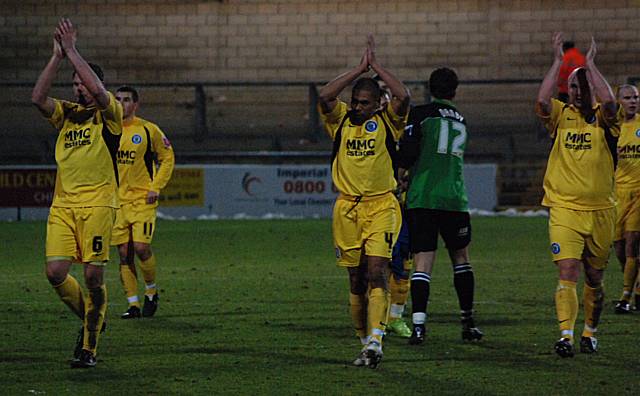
xmin=615 ymin=114 xmax=640 ymax=189
xmin=320 ymin=100 xmax=406 ymax=197
xmin=538 ymin=98 xmax=621 ymax=210
xmin=117 ymin=116 xmax=175 ymax=205
xmin=47 ymin=91 xmax=122 ymax=208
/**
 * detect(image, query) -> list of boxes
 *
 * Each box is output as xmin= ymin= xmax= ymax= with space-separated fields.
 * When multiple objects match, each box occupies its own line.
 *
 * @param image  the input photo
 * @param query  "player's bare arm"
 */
xmin=31 ymin=35 xmax=65 ymax=118
xmin=584 ymin=37 xmax=617 ymax=119
xmin=366 ymin=34 xmax=410 ymax=117
xmin=57 ymin=18 xmax=110 ymax=110
xmin=318 ymin=47 xmax=370 ymax=114
xmin=536 ymin=32 xmax=564 ymax=117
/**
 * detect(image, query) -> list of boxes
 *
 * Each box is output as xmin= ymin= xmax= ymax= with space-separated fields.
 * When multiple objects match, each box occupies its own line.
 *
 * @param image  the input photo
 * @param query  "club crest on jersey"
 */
xmin=132 ymin=134 xmax=142 ymax=144
xmin=364 ymin=120 xmax=378 ymax=133
xmin=635 ymin=129 xmax=640 ymax=138
xmin=551 ymin=243 xmax=561 ymax=254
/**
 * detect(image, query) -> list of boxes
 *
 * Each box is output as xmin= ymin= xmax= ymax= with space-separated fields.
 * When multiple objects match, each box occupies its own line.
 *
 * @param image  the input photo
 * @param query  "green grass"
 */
xmin=1 ymin=218 xmax=638 ymax=395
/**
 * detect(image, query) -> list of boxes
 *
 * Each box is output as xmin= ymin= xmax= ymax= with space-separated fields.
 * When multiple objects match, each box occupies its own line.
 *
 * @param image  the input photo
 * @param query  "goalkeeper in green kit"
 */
xmin=398 ymin=67 xmax=483 ymax=345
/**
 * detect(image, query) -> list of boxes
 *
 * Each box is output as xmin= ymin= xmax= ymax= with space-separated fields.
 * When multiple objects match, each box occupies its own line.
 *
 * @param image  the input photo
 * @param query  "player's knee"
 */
xmin=117 ymin=245 xmax=129 ymax=261
xmin=350 ymin=283 xmax=366 ymax=295
xmin=556 ymin=260 xmax=580 ymax=281
xmin=84 ymin=274 xmax=102 ymax=289
xmin=45 ymin=269 xmax=66 ymax=286
xmin=45 ymin=261 xmax=69 ymax=285
xmin=368 ymin=268 xmax=388 ymax=289
xmin=134 ymin=243 xmax=152 ymax=260
xmin=369 ymin=276 xmax=387 ymax=290
xmin=349 ymin=273 xmax=367 ymax=294
xmin=585 ymin=269 xmax=604 ymax=288
xmin=118 ymin=254 xmax=131 ymax=265
xmin=83 ymin=265 xmax=104 ymax=289
xmin=448 ymin=246 xmax=469 ymax=263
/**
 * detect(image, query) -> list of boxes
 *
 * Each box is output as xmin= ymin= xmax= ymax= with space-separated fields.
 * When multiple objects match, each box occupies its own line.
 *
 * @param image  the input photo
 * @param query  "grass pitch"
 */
xmin=1 ymin=217 xmax=639 ymax=395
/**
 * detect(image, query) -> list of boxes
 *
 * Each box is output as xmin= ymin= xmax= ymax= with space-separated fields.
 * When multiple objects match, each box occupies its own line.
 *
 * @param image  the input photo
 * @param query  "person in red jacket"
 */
xmin=557 ymin=41 xmax=586 ymax=103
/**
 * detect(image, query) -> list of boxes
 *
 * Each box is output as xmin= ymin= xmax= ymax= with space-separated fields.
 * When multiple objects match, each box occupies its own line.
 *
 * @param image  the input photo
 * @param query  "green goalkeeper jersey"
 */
xmin=399 ymin=98 xmax=469 ymax=212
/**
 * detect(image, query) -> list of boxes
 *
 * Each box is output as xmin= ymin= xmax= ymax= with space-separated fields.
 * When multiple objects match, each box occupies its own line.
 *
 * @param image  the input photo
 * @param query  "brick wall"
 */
xmin=2 ymin=0 xmax=639 ymax=167
xmin=2 ymin=0 xmax=639 ymax=84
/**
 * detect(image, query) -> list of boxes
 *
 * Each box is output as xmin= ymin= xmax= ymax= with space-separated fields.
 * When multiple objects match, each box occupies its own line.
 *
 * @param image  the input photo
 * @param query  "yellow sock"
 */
xmin=119 ymin=264 xmax=140 ymax=308
xmin=368 ymin=288 xmax=389 ymax=344
xmin=83 ymin=285 xmax=107 ymax=355
xmin=583 ymin=283 xmax=604 ymax=338
xmin=139 ymin=255 xmax=157 ymax=296
xmin=388 ymin=275 xmax=409 ymax=320
xmin=389 ymin=275 xmax=410 ymax=306
xmin=349 ymin=293 xmax=367 ymax=339
xmin=555 ymin=280 xmax=578 ymax=341
xmin=620 ymin=257 xmax=637 ymax=302
xmin=53 ymin=275 xmax=85 ymax=320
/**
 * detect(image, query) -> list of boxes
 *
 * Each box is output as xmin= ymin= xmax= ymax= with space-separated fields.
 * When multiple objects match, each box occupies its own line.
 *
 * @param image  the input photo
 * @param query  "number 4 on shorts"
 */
xmin=385 ymin=232 xmax=393 ymax=250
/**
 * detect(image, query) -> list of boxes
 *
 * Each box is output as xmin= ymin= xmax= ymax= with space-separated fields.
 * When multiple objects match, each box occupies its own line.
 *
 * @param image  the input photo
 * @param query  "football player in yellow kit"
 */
xmin=113 ymin=86 xmax=175 ymax=319
xmin=318 ymin=34 xmax=410 ymax=368
xmin=32 ymin=18 xmax=123 ymax=368
xmin=536 ymin=32 xmax=621 ymax=358
xmin=613 ymin=84 xmax=640 ymax=313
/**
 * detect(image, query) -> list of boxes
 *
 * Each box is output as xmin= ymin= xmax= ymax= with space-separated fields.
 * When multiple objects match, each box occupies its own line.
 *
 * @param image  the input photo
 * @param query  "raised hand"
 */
xmin=367 ymin=33 xmax=378 ymax=69
xmin=55 ymin=18 xmax=77 ymax=52
xmin=358 ymin=48 xmax=369 ymax=73
xmin=552 ymin=32 xmax=564 ymax=61
xmin=586 ymin=36 xmax=596 ymax=64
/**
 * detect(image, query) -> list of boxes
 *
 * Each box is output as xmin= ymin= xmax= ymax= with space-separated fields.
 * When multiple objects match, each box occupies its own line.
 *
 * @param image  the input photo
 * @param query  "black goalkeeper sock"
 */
xmin=453 ymin=263 xmax=475 ymax=323
xmin=410 ymin=271 xmax=431 ymax=322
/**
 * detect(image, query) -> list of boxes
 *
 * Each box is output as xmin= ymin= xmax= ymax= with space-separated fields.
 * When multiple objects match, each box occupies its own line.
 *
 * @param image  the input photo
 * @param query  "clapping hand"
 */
xmin=55 ymin=18 xmax=77 ymax=53
xmin=552 ymin=32 xmax=564 ymax=62
xmin=586 ymin=36 xmax=596 ymax=64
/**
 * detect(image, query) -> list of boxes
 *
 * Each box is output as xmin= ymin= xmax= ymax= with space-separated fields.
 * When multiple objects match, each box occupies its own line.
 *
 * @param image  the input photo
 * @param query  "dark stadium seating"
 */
xmin=0 ymin=80 xmax=547 ymax=164
xmin=1 ymin=80 xmax=552 ymax=206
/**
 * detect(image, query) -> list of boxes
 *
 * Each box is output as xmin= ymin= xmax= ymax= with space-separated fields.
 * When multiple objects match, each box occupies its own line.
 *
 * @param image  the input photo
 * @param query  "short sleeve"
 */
xmin=536 ymin=98 xmax=563 ymax=138
xmin=382 ymin=102 xmax=408 ymax=140
xmin=597 ymin=103 xmax=623 ymax=138
xmin=100 ymin=91 xmax=123 ymax=136
xmin=46 ymin=99 xmax=68 ymax=131
xmin=318 ymin=100 xmax=348 ymax=140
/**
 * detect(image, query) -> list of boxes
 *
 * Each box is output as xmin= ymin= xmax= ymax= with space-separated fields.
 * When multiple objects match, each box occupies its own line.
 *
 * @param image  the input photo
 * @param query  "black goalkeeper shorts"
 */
xmin=407 ymin=208 xmax=471 ymax=253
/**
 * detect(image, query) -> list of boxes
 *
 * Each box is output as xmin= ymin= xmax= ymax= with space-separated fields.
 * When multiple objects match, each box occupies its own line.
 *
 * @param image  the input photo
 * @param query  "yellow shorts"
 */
xmin=333 ymin=192 xmax=402 ymax=267
xmin=46 ymin=206 xmax=116 ymax=263
xmin=548 ymin=206 xmax=615 ymax=269
xmin=111 ymin=201 xmax=157 ymax=246
xmin=614 ymin=188 xmax=640 ymax=240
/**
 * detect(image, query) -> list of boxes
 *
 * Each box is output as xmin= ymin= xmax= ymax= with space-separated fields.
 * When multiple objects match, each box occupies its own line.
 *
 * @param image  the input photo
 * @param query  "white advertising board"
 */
xmin=0 ymin=164 xmax=497 ymax=220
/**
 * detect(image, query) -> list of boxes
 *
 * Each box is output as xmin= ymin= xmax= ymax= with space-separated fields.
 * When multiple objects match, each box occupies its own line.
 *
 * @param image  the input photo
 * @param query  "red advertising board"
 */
xmin=0 ymin=168 xmax=56 ymax=207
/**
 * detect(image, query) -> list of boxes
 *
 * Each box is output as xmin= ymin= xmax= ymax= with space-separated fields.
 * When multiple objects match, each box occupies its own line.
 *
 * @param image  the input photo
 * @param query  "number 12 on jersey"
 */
xmin=436 ymin=119 xmax=466 ymax=157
